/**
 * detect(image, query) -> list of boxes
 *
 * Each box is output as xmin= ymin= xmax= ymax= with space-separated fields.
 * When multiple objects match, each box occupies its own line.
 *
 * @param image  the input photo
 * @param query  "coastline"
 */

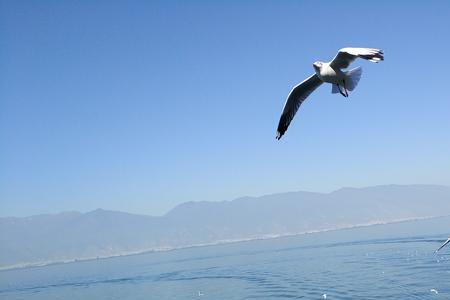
xmin=0 ymin=215 xmax=443 ymax=272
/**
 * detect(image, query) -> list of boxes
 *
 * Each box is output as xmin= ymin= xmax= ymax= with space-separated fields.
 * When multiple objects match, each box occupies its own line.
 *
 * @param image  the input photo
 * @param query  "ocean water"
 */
xmin=1 ymin=218 xmax=450 ymax=300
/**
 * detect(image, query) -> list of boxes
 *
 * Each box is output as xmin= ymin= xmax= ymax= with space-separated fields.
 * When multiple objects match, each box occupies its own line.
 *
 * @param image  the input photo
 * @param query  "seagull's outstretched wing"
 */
xmin=436 ymin=236 xmax=450 ymax=252
xmin=276 ymin=74 xmax=322 ymax=140
xmin=330 ymin=47 xmax=384 ymax=69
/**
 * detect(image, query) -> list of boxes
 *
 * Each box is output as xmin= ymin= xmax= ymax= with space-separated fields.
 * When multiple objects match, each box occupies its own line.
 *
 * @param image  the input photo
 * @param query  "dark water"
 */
xmin=1 ymin=218 xmax=450 ymax=300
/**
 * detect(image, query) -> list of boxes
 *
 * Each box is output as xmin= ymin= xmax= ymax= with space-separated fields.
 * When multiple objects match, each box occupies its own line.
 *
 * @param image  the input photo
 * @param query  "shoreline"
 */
xmin=0 ymin=215 xmax=444 ymax=272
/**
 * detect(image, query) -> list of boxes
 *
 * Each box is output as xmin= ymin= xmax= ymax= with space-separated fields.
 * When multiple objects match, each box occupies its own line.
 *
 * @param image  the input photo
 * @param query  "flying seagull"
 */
xmin=436 ymin=236 xmax=450 ymax=252
xmin=276 ymin=47 xmax=384 ymax=139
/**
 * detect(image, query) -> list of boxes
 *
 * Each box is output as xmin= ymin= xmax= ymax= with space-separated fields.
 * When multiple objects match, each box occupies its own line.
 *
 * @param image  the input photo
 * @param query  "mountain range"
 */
xmin=1 ymin=184 xmax=449 ymax=269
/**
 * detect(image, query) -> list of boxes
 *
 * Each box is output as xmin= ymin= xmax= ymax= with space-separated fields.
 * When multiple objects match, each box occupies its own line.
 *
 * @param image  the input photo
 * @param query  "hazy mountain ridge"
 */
xmin=1 ymin=184 xmax=449 ymax=269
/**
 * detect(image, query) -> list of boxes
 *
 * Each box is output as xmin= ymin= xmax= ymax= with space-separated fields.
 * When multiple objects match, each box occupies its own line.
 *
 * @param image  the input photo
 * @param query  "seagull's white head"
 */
xmin=312 ymin=61 xmax=323 ymax=72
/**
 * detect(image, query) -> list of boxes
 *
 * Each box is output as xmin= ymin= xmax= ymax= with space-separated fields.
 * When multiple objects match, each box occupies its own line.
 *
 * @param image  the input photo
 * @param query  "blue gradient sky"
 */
xmin=1 ymin=1 xmax=449 ymax=217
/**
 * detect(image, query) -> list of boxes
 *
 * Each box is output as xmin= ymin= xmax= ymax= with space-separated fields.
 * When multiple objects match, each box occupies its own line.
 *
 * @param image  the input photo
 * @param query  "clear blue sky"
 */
xmin=1 ymin=1 xmax=449 ymax=217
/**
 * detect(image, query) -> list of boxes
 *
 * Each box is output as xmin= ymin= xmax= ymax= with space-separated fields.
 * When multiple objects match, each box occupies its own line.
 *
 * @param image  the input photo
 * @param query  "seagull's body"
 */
xmin=314 ymin=62 xmax=344 ymax=84
xmin=276 ymin=47 xmax=384 ymax=139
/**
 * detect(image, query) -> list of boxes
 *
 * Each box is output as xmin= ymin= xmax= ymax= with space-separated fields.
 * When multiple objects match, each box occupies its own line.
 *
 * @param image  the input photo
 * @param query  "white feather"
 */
xmin=345 ymin=67 xmax=362 ymax=91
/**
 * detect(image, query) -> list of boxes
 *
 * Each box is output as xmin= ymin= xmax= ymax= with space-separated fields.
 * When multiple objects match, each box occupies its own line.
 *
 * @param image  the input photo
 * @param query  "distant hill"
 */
xmin=1 ymin=184 xmax=449 ymax=269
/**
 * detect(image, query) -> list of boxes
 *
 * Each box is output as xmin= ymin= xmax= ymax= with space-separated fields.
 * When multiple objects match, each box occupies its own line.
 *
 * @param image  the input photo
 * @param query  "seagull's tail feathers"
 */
xmin=345 ymin=67 xmax=362 ymax=91
xmin=331 ymin=84 xmax=340 ymax=94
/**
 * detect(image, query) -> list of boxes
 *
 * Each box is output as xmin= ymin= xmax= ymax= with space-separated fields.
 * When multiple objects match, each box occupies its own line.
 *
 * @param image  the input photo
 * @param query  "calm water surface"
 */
xmin=1 ymin=219 xmax=450 ymax=299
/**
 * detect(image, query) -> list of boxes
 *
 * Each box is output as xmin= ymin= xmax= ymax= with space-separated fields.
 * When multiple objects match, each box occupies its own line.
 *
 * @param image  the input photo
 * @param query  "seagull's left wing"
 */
xmin=276 ymin=74 xmax=322 ymax=140
xmin=330 ymin=47 xmax=384 ymax=69
xmin=436 ymin=236 xmax=450 ymax=252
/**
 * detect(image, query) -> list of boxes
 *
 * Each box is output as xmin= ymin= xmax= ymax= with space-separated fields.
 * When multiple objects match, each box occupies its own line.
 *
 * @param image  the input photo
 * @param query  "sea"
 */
xmin=1 ymin=217 xmax=450 ymax=300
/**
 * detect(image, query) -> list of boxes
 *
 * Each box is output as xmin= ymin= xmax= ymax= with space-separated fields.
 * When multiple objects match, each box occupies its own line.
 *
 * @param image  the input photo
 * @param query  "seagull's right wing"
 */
xmin=276 ymin=74 xmax=322 ymax=140
xmin=436 ymin=236 xmax=450 ymax=252
xmin=330 ymin=48 xmax=384 ymax=69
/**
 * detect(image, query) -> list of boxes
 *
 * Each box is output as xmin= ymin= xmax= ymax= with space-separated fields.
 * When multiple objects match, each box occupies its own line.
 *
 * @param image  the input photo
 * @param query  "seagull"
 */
xmin=276 ymin=47 xmax=384 ymax=139
xmin=436 ymin=236 xmax=450 ymax=252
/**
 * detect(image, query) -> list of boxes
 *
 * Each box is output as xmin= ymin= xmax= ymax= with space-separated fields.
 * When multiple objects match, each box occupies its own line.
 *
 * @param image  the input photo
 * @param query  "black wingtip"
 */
xmin=276 ymin=130 xmax=285 ymax=140
xmin=276 ymin=121 xmax=288 ymax=140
